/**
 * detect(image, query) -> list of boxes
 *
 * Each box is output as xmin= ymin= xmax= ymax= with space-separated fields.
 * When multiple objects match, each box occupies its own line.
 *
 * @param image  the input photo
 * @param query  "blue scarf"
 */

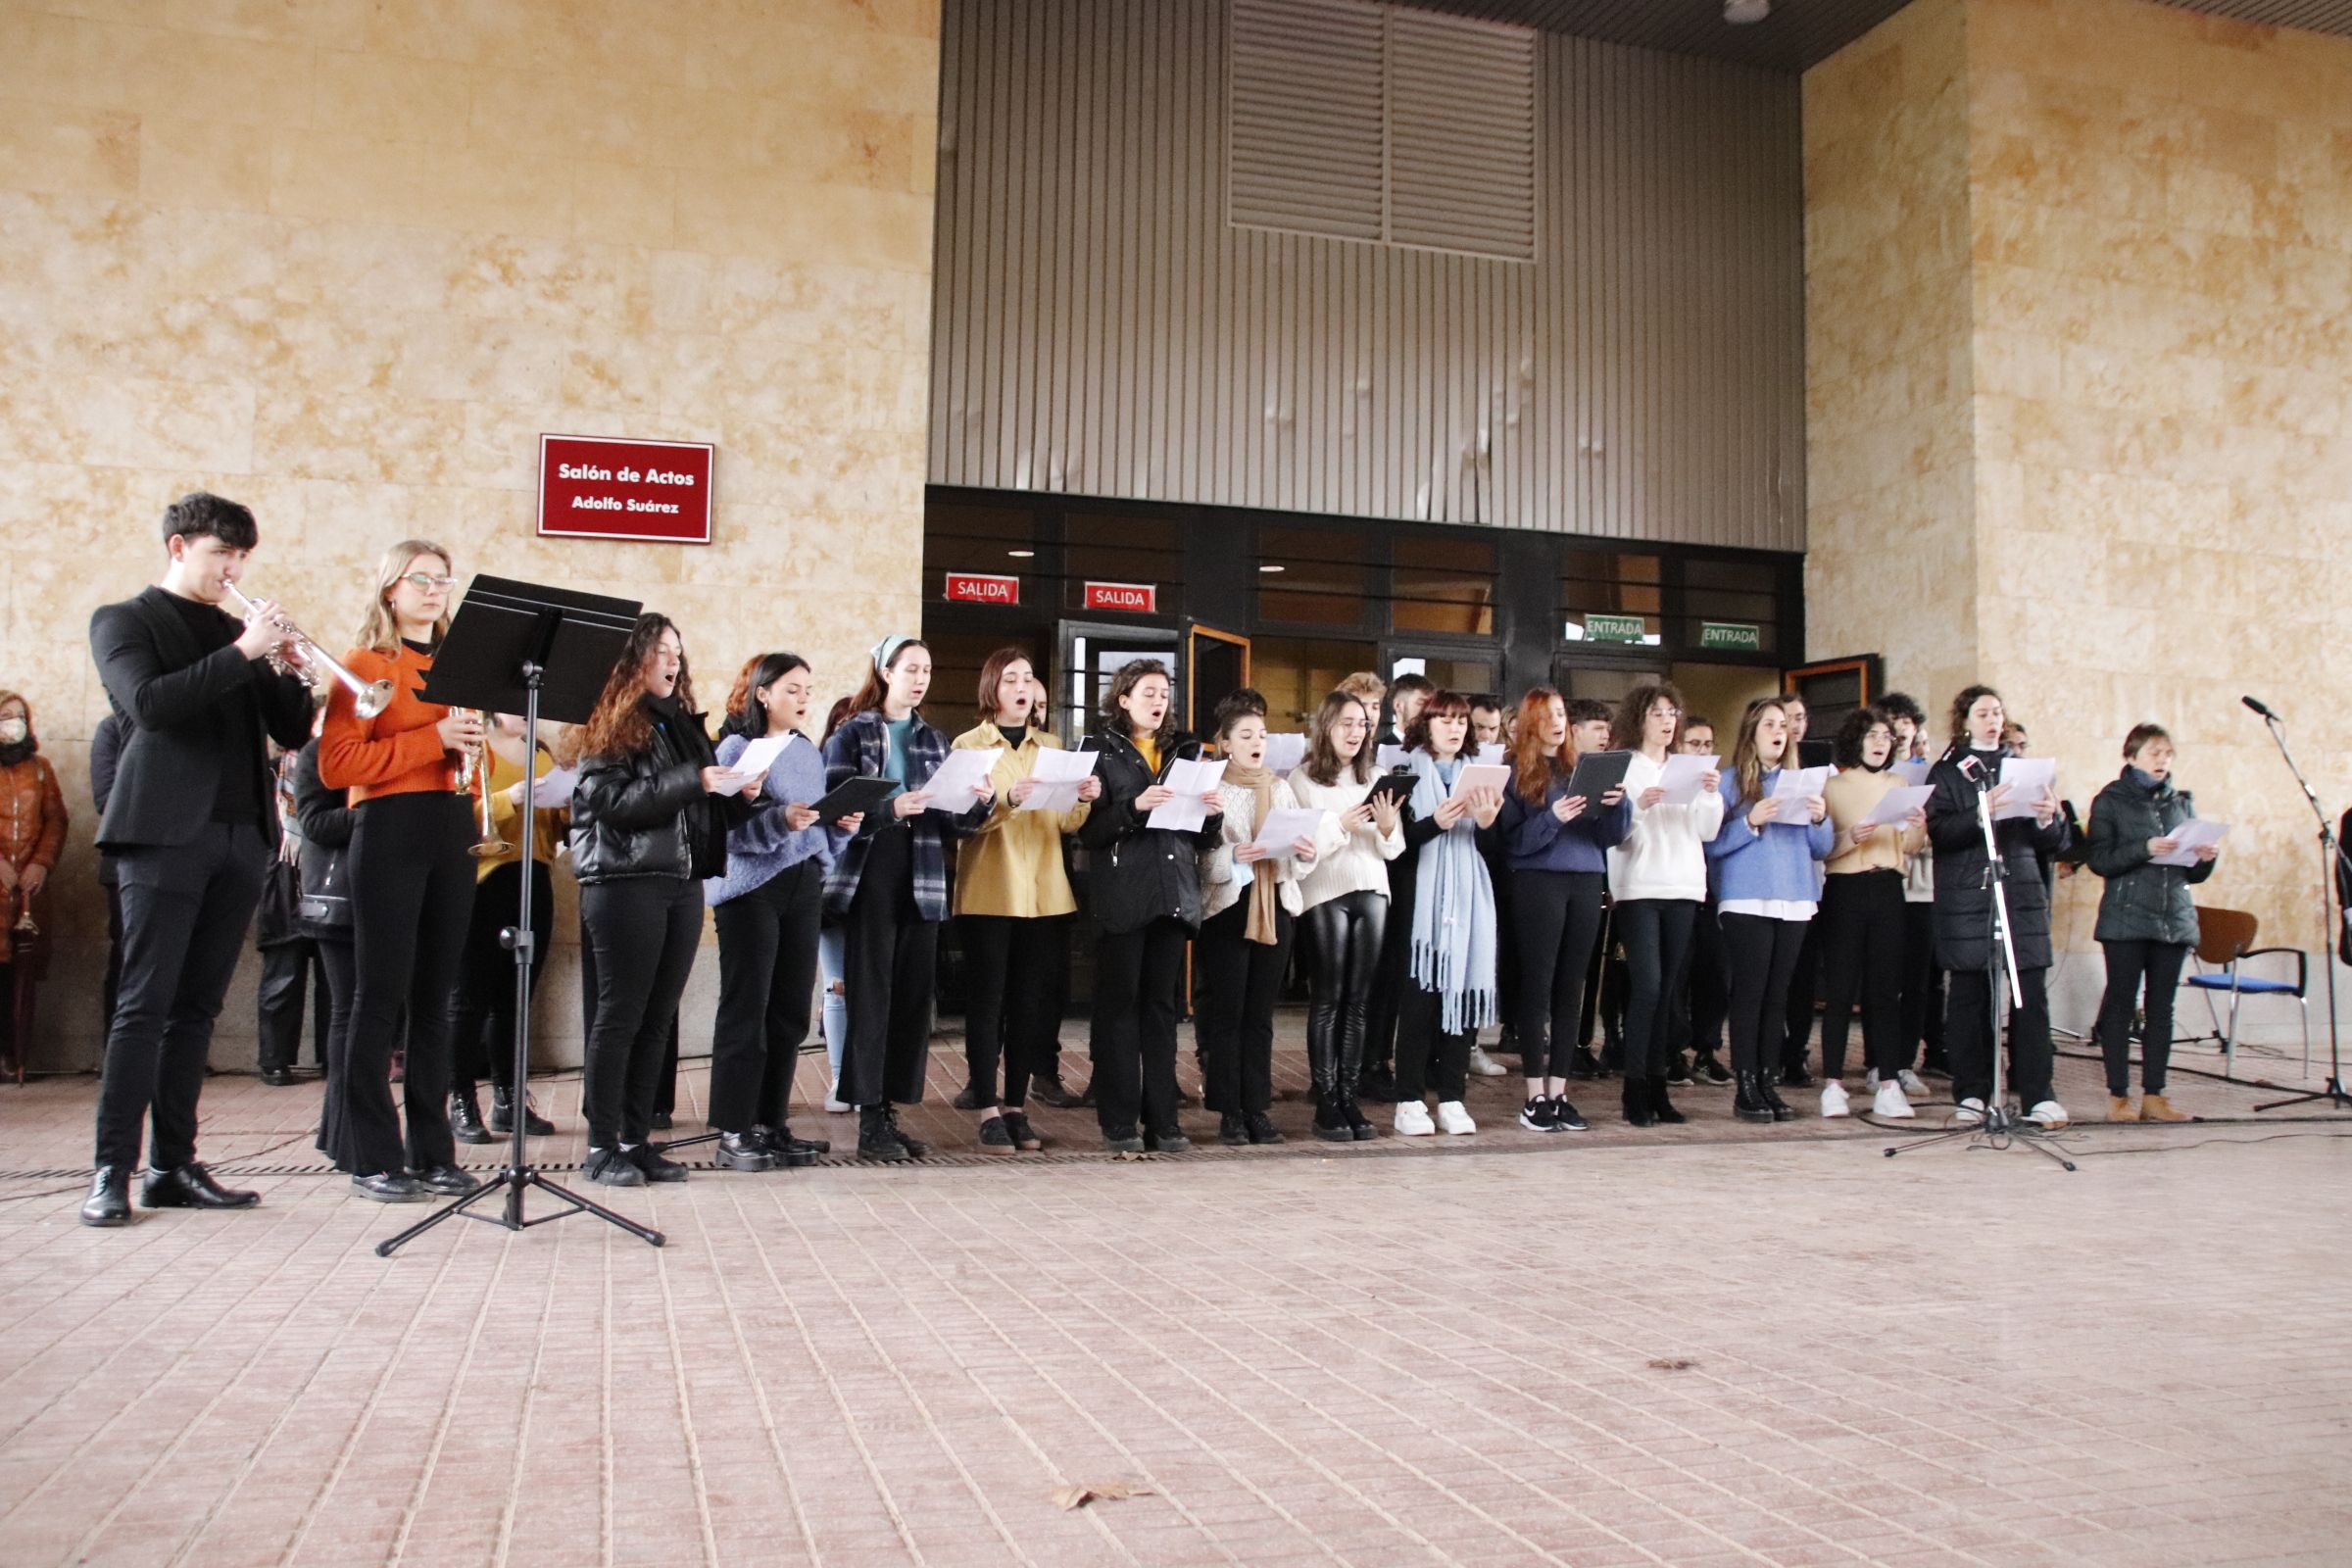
xmin=1406 ymin=750 xmax=1496 ymax=1034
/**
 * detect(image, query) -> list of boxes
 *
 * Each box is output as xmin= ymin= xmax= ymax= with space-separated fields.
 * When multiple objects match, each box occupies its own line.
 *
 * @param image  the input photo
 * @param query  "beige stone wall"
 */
xmin=1808 ymin=0 xmax=2352 ymax=977
xmin=0 ymin=0 xmax=940 ymax=1069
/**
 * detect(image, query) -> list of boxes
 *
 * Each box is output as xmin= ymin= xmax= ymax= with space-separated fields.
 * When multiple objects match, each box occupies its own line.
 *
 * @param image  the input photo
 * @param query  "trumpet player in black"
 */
xmin=317 ymin=541 xmax=485 ymax=1202
xmin=82 ymin=493 xmax=318 ymax=1227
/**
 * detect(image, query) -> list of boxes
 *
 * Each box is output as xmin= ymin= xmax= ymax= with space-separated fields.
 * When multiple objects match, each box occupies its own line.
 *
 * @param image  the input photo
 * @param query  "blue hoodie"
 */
xmin=1705 ymin=768 xmax=1835 ymax=904
xmin=1495 ymin=765 xmax=1633 ymax=873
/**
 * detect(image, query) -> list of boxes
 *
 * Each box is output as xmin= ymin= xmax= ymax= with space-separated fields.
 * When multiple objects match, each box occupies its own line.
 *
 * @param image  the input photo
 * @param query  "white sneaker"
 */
xmin=2024 ymin=1099 xmax=2069 ymax=1129
xmin=824 ymin=1084 xmax=852 ymax=1114
xmin=1951 ymin=1097 xmax=1987 ymax=1127
xmin=1394 ymin=1100 xmax=1436 ymax=1137
xmin=1466 ymin=1045 xmax=1507 ymax=1078
xmin=1898 ymin=1068 xmax=1929 ymax=1097
xmin=1872 ymin=1080 xmax=1916 ymax=1119
xmin=1434 ymin=1100 xmax=1476 ymax=1135
xmin=1820 ymin=1081 xmax=1851 ymax=1118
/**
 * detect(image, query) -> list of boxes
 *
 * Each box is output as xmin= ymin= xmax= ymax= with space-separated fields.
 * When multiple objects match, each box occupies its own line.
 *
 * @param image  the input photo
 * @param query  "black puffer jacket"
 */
xmin=1926 ymin=746 xmax=2070 ymax=973
xmin=2086 ymin=767 xmax=2212 ymax=946
xmin=570 ymin=699 xmax=747 ymax=885
xmin=1075 ymin=728 xmax=1224 ymax=935
xmin=291 ymin=738 xmax=356 ymax=940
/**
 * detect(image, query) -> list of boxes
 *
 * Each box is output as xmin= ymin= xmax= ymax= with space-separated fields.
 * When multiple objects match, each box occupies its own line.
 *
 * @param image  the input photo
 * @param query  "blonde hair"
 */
xmin=356 ymin=539 xmax=454 ymax=657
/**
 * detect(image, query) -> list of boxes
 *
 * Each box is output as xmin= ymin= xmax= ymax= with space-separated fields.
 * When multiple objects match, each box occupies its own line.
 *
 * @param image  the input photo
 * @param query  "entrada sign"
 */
xmin=1083 ymin=581 xmax=1157 ymax=614
xmin=1584 ymin=612 xmax=1645 ymax=643
xmin=1699 ymin=620 xmax=1763 ymax=652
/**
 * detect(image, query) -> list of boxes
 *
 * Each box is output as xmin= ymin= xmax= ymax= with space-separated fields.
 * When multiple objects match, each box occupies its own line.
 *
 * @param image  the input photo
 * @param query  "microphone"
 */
xmin=1957 ymin=754 xmax=1992 ymax=790
xmin=2242 ymin=695 xmax=2278 ymax=720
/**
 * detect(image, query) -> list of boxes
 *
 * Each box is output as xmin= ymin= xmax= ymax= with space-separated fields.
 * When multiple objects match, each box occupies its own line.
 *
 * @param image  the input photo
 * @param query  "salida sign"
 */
xmin=946 ymin=572 xmax=1020 ymax=606
xmin=1083 ymin=581 xmax=1156 ymax=614
xmin=538 ymin=434 xmax=714 ymax=544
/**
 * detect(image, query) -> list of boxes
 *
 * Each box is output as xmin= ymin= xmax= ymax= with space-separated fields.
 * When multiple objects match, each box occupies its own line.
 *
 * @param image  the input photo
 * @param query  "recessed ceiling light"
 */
xmin=1724 ymin=0 xmax=1769 ymax=22
xmin=1258 ymin=564 xmax=1286 ymax=573
xmin=1006 ymin=549 xmax=1036 ymax=558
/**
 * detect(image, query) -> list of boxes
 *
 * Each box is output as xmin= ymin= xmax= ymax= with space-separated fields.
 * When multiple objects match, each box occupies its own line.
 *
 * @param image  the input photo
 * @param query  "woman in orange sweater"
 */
xmin=318 ymin=541 xmax=484 ymax=1203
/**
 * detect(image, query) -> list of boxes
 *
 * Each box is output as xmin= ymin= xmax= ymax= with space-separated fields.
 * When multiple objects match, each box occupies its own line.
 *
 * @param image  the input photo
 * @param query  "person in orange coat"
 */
xmin=318 ymin=542 xmax=485 ymax=1204
xmin=0 ymin=689 xmax=67 ymax=1074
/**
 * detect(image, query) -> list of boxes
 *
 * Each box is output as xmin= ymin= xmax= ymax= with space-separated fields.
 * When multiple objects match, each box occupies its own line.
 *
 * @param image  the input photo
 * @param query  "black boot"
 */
xmin=1693 ymin=1047 xmax=1731 ymax=1085
xmin=1650 ymin=1075 xmax=1687 ymax=1125
xmin=857 ymin=1104 xmax=910 ymax=1162
xmin=450 ymin=1091 xmax=490 ymax=1145
xmin=1336 ymin=1025 xmax=1378 ymax=1140
xmin=80 ymin=1166 xmax=131 ymax=1228
xmin=1622 ymin=1076 xmax=1657 ymax=1128
xmin=1758 ymin=1072 xmax=1796 ymax=1122
xmin=1217 ymin=1110 xmax=1250 ymax=1147
xmin=1311 ymin=1094 xmax=1352 ymax=1142
xmin=490 ymin=1085 xmax=555 ymax=1137
xmin=1307 ymin=1018 xmax=1348 ymax=1142
xmin=1733 ymin=1072 xmax=1774 ymax=1123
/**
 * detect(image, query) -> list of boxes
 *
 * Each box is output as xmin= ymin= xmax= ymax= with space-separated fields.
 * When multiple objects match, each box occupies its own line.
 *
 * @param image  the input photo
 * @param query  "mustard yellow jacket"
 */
xmin=950 ymin=722 xmax=1092 ymax=918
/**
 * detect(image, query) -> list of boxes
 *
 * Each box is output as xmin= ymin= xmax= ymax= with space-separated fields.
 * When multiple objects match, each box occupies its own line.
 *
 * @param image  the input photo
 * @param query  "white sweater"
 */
xmin=1605 ymin=750 xmax=1726 ymax=902
xmin=1286 ymin=767 xmax=1404 ymax=910
xmin=1200 ymin=777 xmax=1309 ymax=921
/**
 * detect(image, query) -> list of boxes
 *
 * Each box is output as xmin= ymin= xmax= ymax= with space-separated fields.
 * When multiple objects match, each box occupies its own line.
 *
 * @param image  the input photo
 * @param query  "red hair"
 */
xmin=1509 ymin=687 xmax=1573 ymax=804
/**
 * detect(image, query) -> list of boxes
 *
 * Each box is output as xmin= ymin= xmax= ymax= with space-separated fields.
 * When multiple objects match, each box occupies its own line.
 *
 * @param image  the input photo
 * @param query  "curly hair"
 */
xmin=1610 ymin=680 xmax=1684 ymax=753
xmin=581 ymin=613 xmax=694 ymax=759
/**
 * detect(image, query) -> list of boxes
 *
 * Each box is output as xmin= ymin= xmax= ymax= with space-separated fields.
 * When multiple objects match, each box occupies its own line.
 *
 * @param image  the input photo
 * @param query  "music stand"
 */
xmin=377 ymin=576 xmax=663 ymax=1256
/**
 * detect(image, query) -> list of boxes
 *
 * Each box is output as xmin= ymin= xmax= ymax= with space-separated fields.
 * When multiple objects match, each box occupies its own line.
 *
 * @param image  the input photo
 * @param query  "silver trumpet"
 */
xmin=220 ymin=583 xmax=394 ymax=718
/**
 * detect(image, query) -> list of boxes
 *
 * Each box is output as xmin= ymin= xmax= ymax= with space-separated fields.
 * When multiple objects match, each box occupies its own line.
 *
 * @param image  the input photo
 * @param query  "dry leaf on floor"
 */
xmin=1052 ymin=1479 xmax=1152 ymax=1510
xmin=1646 ymin=1357 xmax=1697 ymax=1371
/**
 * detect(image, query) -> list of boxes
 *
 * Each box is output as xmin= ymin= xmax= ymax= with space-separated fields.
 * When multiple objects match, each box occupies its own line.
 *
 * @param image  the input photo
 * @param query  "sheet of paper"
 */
xmin=1375 ymin=744 xmax=1409 ymax=772
xmin=728 ymin=733 xmax=791 ymax=783
xmin=1475 ymin=743 xmax=1506 ymax=765
xmin=1016 ymin=746 xmax=1099 ymax=813
xmin=1247 ymin=807 xmax=1326 ymax=857
xmin=1890 ymin=760 xmax=1931 ymax=788
xmin=2151 ymin=818 xmax=2229 ymax=867
xmin=1262 ymin=732 xmax=1309 ymax=778
xmin=1448 ymin=762 xmax=1511 ymax=801
xmin=1861 ymin=783 xmax=1935 ymax=826
xmin=1147 ymin=757 xmax=1226 ymax=832
xmin=529 ymin=764 xmax=576 ymax=808
xmin=1656 ymin=753 xmax=1718 ymax=806
xmin=921 ymin=746 xmax=1002 ymax=810
xmin=1772 ymin=765 xmax=1832 ymax=802
xmin=1994 ymin=757 xmax=2057 ymax=820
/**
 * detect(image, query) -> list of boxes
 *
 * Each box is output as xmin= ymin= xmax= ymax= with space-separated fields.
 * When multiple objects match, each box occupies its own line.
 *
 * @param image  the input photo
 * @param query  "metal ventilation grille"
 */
xmin=1229 ymin=0 xmax=1539 ymax=262
xmin=1388 ymin=8 xmax=1537 ymax=259
xmin=1229 ymin=0 xmax=1386 ymax=241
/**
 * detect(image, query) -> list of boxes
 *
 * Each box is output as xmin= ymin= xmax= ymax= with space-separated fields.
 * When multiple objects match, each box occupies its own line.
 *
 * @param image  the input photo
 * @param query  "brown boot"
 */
xmin=2107 ymin=1095 xmax=2137 ymax=1121
xmin=2139 ymin=1093 xmax=2188 ymax=1123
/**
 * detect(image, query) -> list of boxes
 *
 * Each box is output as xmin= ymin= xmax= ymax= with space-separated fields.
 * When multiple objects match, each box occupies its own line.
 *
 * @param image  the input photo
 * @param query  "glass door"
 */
xmin=1055 ymin=618 xmax=1182 ymax=745
xmin=1783 ymin=655 xmax=1883 ymax=767
xmin=1186 ymin=623 xmax=1251 ymax=735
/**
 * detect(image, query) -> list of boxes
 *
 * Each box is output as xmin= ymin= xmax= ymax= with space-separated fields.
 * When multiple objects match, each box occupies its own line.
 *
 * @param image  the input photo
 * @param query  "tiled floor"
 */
xmin=3 ymin=1024 xmax=2349 ymax=1567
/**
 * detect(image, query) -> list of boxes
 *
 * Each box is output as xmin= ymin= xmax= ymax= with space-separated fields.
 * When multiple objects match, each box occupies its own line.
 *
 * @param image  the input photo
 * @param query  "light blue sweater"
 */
xmin=1704 ymin=769 xmax=1836 ymax=904
xmin=705 ymin=729 xmax=834 ymax=906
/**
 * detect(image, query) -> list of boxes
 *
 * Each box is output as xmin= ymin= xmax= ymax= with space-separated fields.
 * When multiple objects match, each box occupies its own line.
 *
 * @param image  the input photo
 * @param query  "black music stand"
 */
xmin=377 ymin=576 xmax=662 ymax=1256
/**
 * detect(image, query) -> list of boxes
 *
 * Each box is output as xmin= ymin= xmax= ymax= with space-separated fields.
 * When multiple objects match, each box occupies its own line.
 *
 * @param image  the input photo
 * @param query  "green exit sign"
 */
xmin=1584 ymin=612 xmax=1646 ymax=643
xmin=1699 ymin=620 xmax=1762 ymax=652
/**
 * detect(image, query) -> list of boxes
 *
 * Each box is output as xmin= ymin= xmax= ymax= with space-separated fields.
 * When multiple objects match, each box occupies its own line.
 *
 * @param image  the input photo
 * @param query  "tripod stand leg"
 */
xmin=2252 ymin=1078 xmax=2352 ymax=1113
xmin=525 ymin=1170 xmax=665 ymax=1247
xmin=375 ymin=1170 xmax=520 ymax=1258
xmin=1883 ymin=1122 xmax=1987 ymax=1157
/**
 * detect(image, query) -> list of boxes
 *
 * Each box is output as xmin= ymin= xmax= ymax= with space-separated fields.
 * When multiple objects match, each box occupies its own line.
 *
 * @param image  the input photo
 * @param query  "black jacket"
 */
xmin=291 ymin=738 xmax=356 ymax=940
xmin=1075 ymin=728 xmax=1224 ymax=936
xmin=570 ymin=700 xmax=748 ymax=885
xmin=1926 ymin=746 xmax=2070 ymax=973
xmin=2085 ymin=768 xmax=2211 ymax=947
xmin=90 ymin=586 xmax=315 ymax=848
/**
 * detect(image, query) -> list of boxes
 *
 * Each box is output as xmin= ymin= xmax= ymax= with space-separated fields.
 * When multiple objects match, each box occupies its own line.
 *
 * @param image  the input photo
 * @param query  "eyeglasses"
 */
xmin=401 ymin=573 xmax=457 ymax=592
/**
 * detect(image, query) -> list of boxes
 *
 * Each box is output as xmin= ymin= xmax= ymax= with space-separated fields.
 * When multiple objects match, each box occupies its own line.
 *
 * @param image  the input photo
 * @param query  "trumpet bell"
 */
xmin=355 ymin=679 xmax=395 ymax=720
xmin=469 ymin=834 xmax=515 ymax=860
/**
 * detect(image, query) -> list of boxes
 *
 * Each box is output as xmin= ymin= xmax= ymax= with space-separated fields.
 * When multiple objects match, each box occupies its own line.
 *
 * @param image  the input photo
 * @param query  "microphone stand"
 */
xmin=1886 ymin=758 xmax=2077 ymax=1169
xmin=2249 ymin=710 xmax=2351 ymax=1113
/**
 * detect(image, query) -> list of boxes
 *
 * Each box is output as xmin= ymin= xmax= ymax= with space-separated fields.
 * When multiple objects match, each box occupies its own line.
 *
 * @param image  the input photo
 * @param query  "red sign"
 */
xmin=945 ymin=572 xmax=1020 ymax=606
xmin=537 ymin=434 xmax=714 ymax=545
xmin=1083 ymin=580 xmax=1157 ymax=614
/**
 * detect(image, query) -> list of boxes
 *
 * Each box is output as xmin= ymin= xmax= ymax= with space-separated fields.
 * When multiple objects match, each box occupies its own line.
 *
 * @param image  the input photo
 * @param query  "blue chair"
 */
xmin=2180 ymin=906 xmax=2310 ymax=1079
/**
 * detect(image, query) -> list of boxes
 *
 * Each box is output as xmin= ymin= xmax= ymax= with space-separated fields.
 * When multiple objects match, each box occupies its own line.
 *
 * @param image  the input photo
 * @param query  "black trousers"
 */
xmin=1720 ymin=912 xmax=1808 ymax=1079
xmin=1509 ymin=868 xmax=1605 ymax=1080
xmin=1817 ymin=870 xmax=1907 ymax=1081
xmin=1782 ymin=918 xmax=1821 ymax=1070
xmin=1298 ymin=889 xmax=1385 ymax=1098
xmin=837 ymin=823 xmax=936 ymax=1109
xmin=256 ymin=939 xmax=329 ymax=1071
xmin=710 ymin=858 xmax=823 ymax=1132
xmin=1195 ymin=901 xmax=1291 ymax=1114
xmin=1090 ymin=916 xmax=1189 ymax=1136
xmin=1677 ymin=897 xmax=1729 ymax=1056
xmin=95 ymin=822 xmax=269 ymax=1172
xmin=581 ymin=875 xmax=704 ymax=1148
xmin=1578 ymin=906 xmax=1628 ymax=1058
xmin=1485 ymin=850 xmax=1518 ymax=1041
xmin=1947 ymin=964 xmax=2055 ymax=1109
xmin=1363 ymin=858 xmax=1412 ymax=1073
xmin=341 ymin=793 xmax=472 ymax=1177
xmin=1396 ymin=981 xmax=1471 ymax=1102
xmin=453 ymin=859 xmax=554 ymax=1096
xmin=101 ymin=875 xmax=123 ymax=1045
xmin=314 ymin=936 xmax=355 ymax=1162
xmin=1614 ymin=899 xmax=1696 ymax=1080
xmin=1899 ymin=900 xmax=1945 ymax=1063
xmin=960 ymin=912 xmax=1069 ymax=1109
xmin=2097 ymin=939 xmax=2187 ymax=1096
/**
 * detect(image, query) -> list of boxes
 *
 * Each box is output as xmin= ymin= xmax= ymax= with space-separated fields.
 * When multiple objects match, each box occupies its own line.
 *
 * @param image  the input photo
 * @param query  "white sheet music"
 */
xmin=1147 ymin=757 xmax=1226 ymax=832
xmin=921 ymin=746 xmax=1002 ymax=810
xmin=1017 ymin=746 xmax=1098 ymax=813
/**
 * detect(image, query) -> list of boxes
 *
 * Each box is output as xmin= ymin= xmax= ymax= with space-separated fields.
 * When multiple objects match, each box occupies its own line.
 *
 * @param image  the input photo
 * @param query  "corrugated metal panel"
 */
xmin=1227 ymin=0 xmax=1386 ymax=241
xmin=928 ymin=0 xmax=1806 ymax=550
xmin=1396 ymin=0 xmax=1921 ymax=73
xmin=1387 ymin=9 xmax=1538 ymax=260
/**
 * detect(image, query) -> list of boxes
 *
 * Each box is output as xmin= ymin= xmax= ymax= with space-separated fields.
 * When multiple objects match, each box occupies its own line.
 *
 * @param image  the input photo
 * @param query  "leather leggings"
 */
xmin=1298 ymin=889 xmax=1387 ymax=1102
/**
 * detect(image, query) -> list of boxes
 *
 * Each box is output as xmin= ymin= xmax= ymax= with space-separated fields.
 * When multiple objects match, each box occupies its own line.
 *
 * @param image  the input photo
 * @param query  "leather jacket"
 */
xmin=1075 ymin=728 xmax=1223 ymax=935
xmin=570 ymin=702 xmax=744 ymax=885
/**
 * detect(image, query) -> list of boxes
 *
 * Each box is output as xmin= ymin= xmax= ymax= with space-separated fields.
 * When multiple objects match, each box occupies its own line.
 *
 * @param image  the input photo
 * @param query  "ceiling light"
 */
xmin=1006 ymin=549 xmax=1035 ymax=558
xmin=1724 ymin=0 xmax=1769 ymax=22
xmin=1258 ymin=564 xmax=1286 ymax=573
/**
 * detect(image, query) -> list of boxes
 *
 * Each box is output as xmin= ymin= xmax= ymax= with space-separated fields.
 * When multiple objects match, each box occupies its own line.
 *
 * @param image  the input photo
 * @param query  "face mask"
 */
xmin=0 ymin=719 xmax=24 ymax=745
